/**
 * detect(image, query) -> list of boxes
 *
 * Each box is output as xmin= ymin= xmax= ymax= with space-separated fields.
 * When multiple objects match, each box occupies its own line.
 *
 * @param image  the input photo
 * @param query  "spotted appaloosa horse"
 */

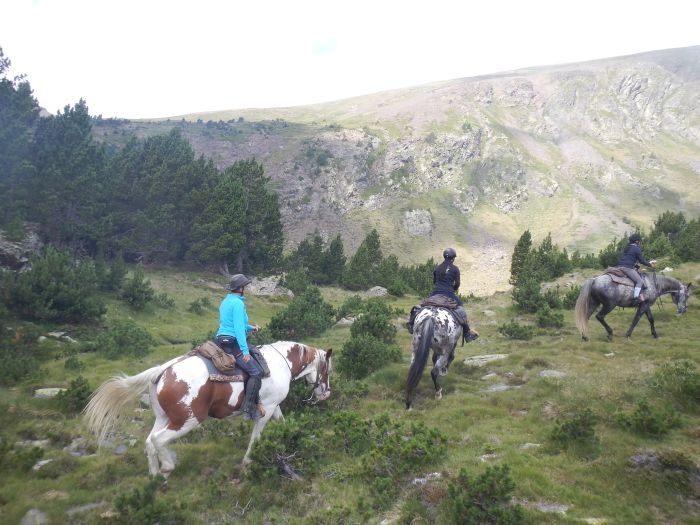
xmin=84 ymin=342 xmax=332 ymax=476
xmin=405 ymin=307 xmax=462 ymax=409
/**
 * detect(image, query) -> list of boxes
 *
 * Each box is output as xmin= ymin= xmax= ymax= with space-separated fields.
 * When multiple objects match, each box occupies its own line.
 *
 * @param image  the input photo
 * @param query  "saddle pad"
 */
xmin=209 ymin=373 xmax=245 ymax=382
xmin=421 ymin=295 xmax=458 ymax=309
xmin=197 ymin=356 xmax=246 ymax=381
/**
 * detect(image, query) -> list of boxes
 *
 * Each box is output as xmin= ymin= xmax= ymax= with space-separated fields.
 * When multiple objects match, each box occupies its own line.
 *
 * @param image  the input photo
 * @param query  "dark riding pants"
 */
xmin=215 ymin=335 xmax=262 ymax=378
xmin=617 ymin=267 xmax=643 ymax=288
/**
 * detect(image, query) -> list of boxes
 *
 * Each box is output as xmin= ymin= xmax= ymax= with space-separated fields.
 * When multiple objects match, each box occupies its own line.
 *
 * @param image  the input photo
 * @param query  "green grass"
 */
xmin=1 ymin=264 xmax=699 ymax=523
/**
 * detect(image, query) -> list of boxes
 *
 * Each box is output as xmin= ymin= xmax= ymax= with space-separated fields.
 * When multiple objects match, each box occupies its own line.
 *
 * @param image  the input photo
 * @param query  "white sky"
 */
xmin=2 ymin=0 xmax=699 ymax=119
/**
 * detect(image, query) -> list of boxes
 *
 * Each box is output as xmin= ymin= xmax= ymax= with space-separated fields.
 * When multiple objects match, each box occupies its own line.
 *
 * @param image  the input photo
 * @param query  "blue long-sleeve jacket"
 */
xmin=216 ymin=294 xmax=253 ymax=355
xmin=617 ymin=243 xmax=652 ymax=269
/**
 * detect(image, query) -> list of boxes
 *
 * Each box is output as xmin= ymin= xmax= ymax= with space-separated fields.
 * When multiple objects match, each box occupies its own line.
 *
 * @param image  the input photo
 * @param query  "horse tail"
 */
xmin=83 ymin=365 xmax=163 ymax=445
xmin=405 ymin=316 xmax=434 ymax=409
xmin=575 ymin=278 xmax=594 ymax=340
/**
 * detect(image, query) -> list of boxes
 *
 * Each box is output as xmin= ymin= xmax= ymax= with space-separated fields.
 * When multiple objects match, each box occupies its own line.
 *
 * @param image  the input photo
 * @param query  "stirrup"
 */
xmin=465 ymin=329 xmax=479 ymax=342
xmin=405 ymin=322 xmax=414 ymax=334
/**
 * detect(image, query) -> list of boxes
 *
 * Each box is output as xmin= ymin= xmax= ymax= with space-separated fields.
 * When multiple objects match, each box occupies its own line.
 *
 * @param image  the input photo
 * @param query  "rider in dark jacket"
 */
xmin=406 ymin=248 xmax=477 ymax=341
xmin=617 ymin=233 xmax=656 ymax=304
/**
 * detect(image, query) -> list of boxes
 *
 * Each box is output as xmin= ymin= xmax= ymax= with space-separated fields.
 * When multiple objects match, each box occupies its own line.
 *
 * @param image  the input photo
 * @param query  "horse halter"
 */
xmin=303 ymin=351 xmax=329 ymax=404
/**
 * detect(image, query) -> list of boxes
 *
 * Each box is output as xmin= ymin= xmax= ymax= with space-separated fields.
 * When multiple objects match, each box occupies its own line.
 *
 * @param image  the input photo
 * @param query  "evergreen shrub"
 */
xmin=536 ymin=304 xmax=564 ymax=328
xmin=617 ymin=400 xmax=681 ymax=437
xmin=95 ymin=320 xmax=156 ymax=360
xmin=447 ymin=464 xmax=524 ymax=525
xmin=268 ymin=286 xmax=335 ymax=339
xmin=120 ymin=267 xmax=154 ymax=309
xmin=498 ymin=320 xmax=535 ymax=340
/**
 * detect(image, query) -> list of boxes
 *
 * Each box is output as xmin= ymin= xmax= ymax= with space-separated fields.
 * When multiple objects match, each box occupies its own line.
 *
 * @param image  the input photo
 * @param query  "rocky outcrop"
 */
xmin=0 ymin=224 xmax=42 ymax=270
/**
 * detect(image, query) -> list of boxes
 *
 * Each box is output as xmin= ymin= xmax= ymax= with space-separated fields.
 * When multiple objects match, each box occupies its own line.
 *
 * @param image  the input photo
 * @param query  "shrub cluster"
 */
xmin=549 ymin=407 xmax=599 ymax=452
xmin=120 ymin=267 xmax=155 ymax=310
xmin=336 ymin=300 xmax=401 ymax=379
xmin=267 ymin=286 xmax=335 ymax=339
xmin=56 ymin=376 xmax=92 ymax=414
xmin=448 ymin=464 xmax=525 ymax=524
xmin=94 ymin=320 xmax=156 ymax=360
xmin=498 ymin=320 xmax=534 ymax=340
xmin=651 ymin=360 xmax=700 ymax=410
xmin=617 ymin=400 xmax=681 ymax=437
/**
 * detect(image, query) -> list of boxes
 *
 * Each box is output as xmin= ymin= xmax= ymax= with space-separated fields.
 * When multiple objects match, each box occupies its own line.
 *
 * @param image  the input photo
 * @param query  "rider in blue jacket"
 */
xmin=617 ymin=233 xmax=656 ymax=305
xmin=216 ymin=274 xmax=264 ymax=420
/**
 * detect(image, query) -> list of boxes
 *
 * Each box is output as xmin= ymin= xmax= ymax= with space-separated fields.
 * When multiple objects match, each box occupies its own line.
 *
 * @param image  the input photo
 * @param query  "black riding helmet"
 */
xmin=629 ymin=233 xmax=642 ymax=243
xmin=443 ymin=247 xmax=457 ymax=259
xmin=226 ymin=274 xmax=252 ymax=291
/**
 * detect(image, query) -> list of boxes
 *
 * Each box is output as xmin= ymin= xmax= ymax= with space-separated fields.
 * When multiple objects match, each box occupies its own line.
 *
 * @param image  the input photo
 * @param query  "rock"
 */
xmin=519 ymin=443 xmax=542 ymax=449
xmin=365 ymin=286 xmax=388 ymax=298
xmin=481 ymin=372 xmax=498 ymax=380
xmin=538 ymin=370 xmax=567 ymax=378
xmin=65 ymin=437 xmax=89 ymax=457
xmin=32 ymin=459 xmax=53 ymax=471
xmin=411 ymin=472 xmax=442 ymax=485
xmin=20 ymin=509 xmax=49 ymax=525
xmin=479 ymin=453 xmax=499 ymax=462
xmin=43 ymin=490 xmax=69 ymax=500
xmin=534 ymin=502 xmax=569 ymax=513
xmin=482 ymin=310 xmax=496 ymax=316
xmin=0 ymin=225 xmax=43 ymax=271
xmin=248 ymin=276 xmax=293 ymax=297
xmin=17 ymin=439 xmax=51 ymax=449
xmin=34 ymin=388 xmax=66 ymax=399
xmin=139 ymin=393 xmax=151 ymax=408
xmin=334 ymin=316 xmax=355 ymax=327
xmin=114 ymin=445 xmax=128 ymax=455
xmin=66 ymin=501 xmax=108 ymax=516
xmin=604 ymin=352 xmax=615 ymax=358
xmin=464 ymin=354 xmax=507 ymax=367
xmin=403 ymin=209 xmax=433 ymax=235
xmin=485 ymin=383 xmax=522 ymax=393
xmin=582 ymin=519 xmax=608 ymax=524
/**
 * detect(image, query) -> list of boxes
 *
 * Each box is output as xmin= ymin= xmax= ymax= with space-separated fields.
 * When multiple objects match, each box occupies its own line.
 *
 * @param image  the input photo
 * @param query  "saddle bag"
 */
xmin=194 ymin=341 xmax=237 ymax=373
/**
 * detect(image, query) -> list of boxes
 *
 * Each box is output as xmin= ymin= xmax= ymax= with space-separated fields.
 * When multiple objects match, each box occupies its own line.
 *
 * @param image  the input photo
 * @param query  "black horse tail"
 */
xmin=575 ymin=278 xmax=594 ymax=340
xmin=405 ymin=316 xmax=434 ymax=409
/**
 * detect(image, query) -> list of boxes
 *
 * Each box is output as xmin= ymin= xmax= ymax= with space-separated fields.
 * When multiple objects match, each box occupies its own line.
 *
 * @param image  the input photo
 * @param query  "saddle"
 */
xmin=192 ymin=341 xmax=270 ymax=383
xmin=603 ymin=267 xmax=645 ymax=288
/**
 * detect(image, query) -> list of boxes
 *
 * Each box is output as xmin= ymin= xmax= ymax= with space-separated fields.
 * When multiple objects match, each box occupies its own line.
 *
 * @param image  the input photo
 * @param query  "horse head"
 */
xmin=286 ymin=343 xmax=333 ymax=403
xmin=671 ymin=282 xmax=692 ymax=314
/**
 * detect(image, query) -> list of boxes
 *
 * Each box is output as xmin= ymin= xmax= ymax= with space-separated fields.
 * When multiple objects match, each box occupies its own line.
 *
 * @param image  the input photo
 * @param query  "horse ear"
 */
xmin=687 ymin=282 xmax=692 ymax=289
xmin=325 ymin=348 xmax=333 ymax=358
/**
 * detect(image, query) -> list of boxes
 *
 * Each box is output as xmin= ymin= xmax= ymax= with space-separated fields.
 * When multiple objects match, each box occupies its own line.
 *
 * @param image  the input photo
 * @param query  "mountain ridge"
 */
xmin=93 ymin=45 xmax=700 ymax=294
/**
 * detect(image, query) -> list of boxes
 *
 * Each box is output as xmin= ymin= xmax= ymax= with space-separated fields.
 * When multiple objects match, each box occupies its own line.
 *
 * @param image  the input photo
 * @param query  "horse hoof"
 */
xmin=435 ymin=390 xmax=443 ymax=400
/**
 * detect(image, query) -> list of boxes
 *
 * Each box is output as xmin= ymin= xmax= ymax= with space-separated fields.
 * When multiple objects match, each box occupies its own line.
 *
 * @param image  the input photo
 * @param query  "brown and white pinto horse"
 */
xmin=84 ymin=342 xmax=332 ymax=476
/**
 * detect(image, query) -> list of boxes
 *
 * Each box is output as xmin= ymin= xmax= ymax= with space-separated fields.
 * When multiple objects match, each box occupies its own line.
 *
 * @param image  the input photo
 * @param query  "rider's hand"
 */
xmin=251 ymin=324 xmax=261 ymax=333
xmin=649 ymin=260 xmax=657 ymax=267
xmin=242 ymin=354 xmax=250 ymax=363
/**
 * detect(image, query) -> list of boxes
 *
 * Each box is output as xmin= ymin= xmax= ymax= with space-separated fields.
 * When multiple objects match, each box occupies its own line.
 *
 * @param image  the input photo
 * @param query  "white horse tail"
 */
xmin=405 ymin=316 xmax=434 ymax=409
xmin=575 ymin=278 xmax=594 ymax=340
xmin=84 ymin=365 xmax=163 ymax=445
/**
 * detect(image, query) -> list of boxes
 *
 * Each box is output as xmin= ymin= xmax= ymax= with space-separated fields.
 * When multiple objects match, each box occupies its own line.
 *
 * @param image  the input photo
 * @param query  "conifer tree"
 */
xmin=509 ymin=230 xmax=532 ymax=285
xmin=341 ymin=229 xmax=383 ymax=290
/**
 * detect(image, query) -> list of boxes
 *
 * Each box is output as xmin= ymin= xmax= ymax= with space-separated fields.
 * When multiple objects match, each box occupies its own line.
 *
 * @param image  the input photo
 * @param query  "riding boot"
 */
xmin=463 ymin=323 xmax=479 ymax=342
xmin=242 ymin=376 xmax=263 ymax=420
xmin=405 ymin=306 xmax=419 ymax=334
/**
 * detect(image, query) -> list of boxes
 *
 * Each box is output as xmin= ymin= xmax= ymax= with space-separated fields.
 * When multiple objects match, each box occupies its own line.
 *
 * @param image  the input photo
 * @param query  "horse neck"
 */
xmin=654 ymin=275 xmax=680 ymax=294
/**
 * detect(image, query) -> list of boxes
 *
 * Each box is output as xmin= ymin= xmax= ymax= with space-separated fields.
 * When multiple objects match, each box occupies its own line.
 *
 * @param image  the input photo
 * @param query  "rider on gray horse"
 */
xmin=406 ymin=248 xmax=478 ymax=341
xmin=617 ymin=233 xmax=656 ymax=305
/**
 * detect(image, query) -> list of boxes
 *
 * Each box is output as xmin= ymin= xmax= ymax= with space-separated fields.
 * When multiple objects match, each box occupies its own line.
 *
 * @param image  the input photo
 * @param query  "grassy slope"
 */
xmin=1 ymin=264 xmax=698 ymax=524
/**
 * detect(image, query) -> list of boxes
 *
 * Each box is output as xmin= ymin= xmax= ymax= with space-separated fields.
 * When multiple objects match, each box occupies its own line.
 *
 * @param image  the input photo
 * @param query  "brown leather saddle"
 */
xmin=191 ymin=341 xmax=270 ymax=383
xmin=603 ymin=267 xmax=644 ymax=288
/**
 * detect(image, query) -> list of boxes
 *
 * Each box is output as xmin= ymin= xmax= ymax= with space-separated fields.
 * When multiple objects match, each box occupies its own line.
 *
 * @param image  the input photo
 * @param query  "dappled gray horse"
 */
xmin=575 ymin=273 xmax=691 ymax=341
xmin=405 ymin=307 xmax=462 ymax=409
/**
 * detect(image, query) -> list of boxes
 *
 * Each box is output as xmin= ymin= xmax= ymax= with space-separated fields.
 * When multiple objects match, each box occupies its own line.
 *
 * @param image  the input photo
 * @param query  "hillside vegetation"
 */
xmin=91 ymin=46 xmax=700 ymax=293
xmin=0 ymin=262 xmax=698 ymax=524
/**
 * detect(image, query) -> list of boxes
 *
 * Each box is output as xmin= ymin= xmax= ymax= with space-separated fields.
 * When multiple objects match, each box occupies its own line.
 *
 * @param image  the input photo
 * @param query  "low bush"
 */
xmin=562 ymin=285 xmax=581 ymax=309
xmin=550 ymin=407 xmax=599 ymax=451
xmin=498 ymin=320 xmax=535 ymax=340
xmin=336 ymin=334 xmax=401 ymax=380
xmin=120 ymin=267 xmax=154 ymax=310
xmin=268 ymin=286 xmax=335 ymax=339
xmin=95 ymin=320 xmax=156 ymax=360
xmin=651 ymin=360 xmax=700 ymax=410
xmin=447 ymin=464 xmax=525 ymax=524
xmin=113 ymin=476 xmax=183 ymax=524
xmin=536 ymin=304 xmax=564 ymax=328
xmin=187 ymin=297 xmax=211 ymax=314
xmin=153 ymin=292 xmax=175 ymax=309
xmin=56 ymin=376 xmax=92 ymax=414
xmin=542 ymin=287 xmax=562 ymax=309
xmin=617 ymin=400 xmax=681 ymax=437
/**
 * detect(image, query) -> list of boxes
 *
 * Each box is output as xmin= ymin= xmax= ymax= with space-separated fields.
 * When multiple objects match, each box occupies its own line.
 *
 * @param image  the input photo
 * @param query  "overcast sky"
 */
xmin=2 ymin=0 xmax=698 ymax=119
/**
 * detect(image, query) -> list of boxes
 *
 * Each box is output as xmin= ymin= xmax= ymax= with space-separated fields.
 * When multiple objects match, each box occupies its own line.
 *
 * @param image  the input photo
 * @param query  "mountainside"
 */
xmin=93 ymin=46 xmax=700 ymax=294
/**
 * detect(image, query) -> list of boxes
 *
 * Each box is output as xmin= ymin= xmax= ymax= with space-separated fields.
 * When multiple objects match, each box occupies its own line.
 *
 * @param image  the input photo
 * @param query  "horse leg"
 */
xmin=271 ymin=405 xmax=284 ymax=421
xmin=145 ymin=414 xmax=169 ymax=476
xmin=242 ymin=409 xmax=275 ymax=467
xmin=625 ymin=305 xmax=647 ymax=339
xmin=149 ymin=418 xmax=200 ymax=476
xmin=430 ymin=365 xmax=442 ymax=400
xmin=583 ymin=299 xmax=601 ymax=341
xmin=643 ymin=305 xmax=658 ymax=338
xmin=595 ymin=303 xmax=616 ymax=341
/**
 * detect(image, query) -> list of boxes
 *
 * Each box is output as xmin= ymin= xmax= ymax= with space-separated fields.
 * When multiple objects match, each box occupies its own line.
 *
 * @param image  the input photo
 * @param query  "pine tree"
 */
xmin=341 ymin=229 xmax=384 ymax=290
xmin=509 ymin=230 xmax=532 ymax=285
xmin=322 ymin=234 xmax=346 ymax=285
